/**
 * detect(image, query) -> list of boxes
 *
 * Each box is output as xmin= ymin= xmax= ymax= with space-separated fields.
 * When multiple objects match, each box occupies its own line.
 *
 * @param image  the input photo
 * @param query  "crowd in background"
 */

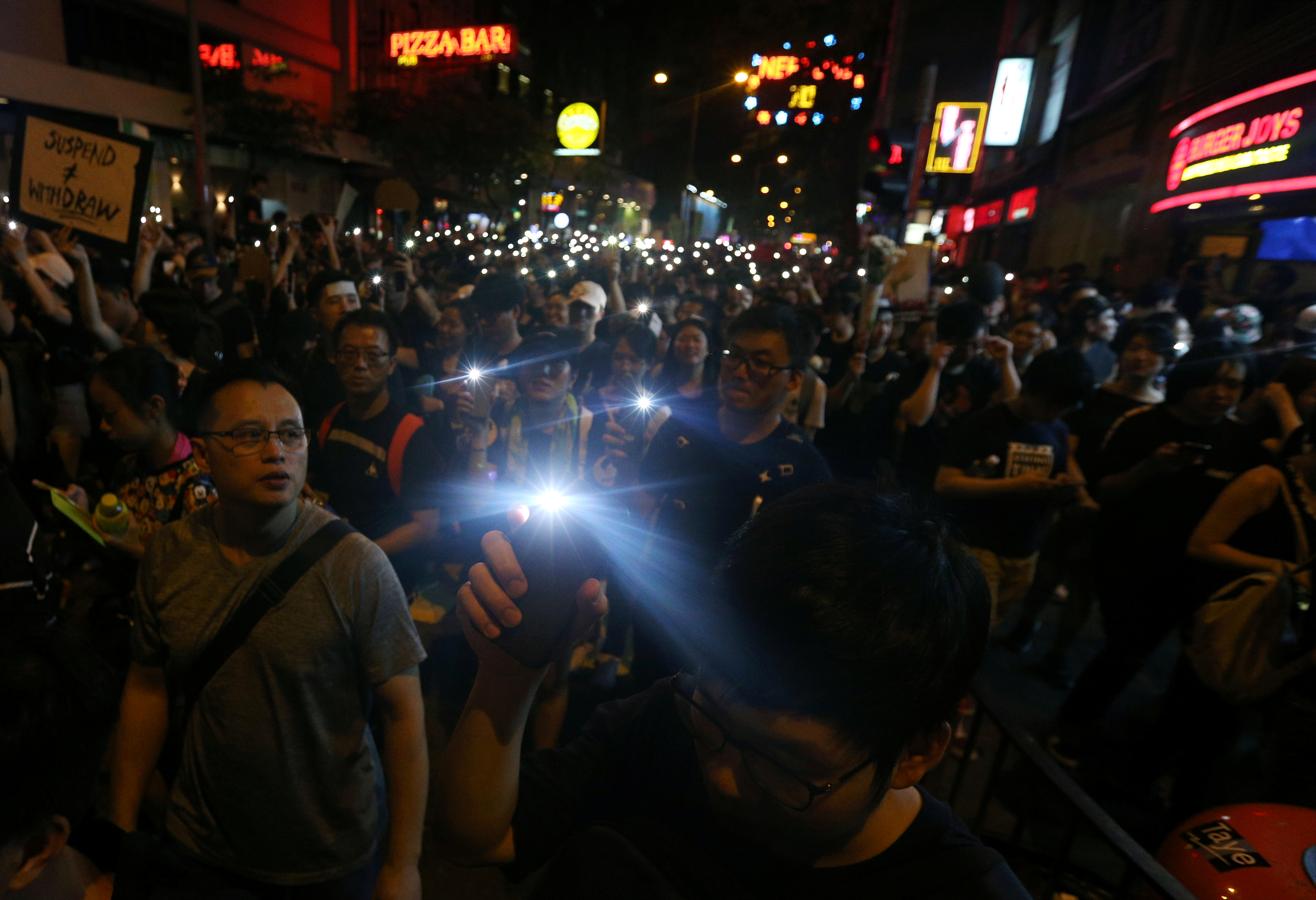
xmin=4 ymin=174 xmax=1316 ymax=898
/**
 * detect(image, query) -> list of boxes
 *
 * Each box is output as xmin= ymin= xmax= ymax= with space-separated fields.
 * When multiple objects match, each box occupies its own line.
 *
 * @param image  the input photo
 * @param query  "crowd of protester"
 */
xmin=4 ymin=175 xmax=1316 ymax=899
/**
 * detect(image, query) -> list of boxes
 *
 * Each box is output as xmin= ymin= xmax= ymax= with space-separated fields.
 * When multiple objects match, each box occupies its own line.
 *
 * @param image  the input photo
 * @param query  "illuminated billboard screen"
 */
xmin=927 ymin=102 xmax=988 ymax=174
xmin=985 ymin=57 xmax=1033 ymax=146
xmin=1152 ymin=68 xmax=1316 ymax=213
xmin=742 ymin=37 xmax=868 ymax=127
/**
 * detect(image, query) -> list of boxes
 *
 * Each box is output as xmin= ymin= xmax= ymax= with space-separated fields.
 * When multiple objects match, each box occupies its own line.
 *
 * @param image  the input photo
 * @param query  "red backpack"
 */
xmin=316 ymin=403 xmax=424 ymax=496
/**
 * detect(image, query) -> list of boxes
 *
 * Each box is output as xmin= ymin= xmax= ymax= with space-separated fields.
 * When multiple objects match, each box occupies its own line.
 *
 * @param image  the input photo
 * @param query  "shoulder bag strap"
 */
xmin=1277 ymin=466 xmax=1313 ymax=566
xmin=181 ymin=518 xmax=355 ymax=714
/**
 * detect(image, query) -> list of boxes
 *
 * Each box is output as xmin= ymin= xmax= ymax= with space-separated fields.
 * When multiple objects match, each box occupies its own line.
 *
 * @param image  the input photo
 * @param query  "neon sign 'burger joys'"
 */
xmin=1165 ymin=107 xmax=1302 ymax=190
xmin=1153 ymin=68 xmax=1316 ymax=213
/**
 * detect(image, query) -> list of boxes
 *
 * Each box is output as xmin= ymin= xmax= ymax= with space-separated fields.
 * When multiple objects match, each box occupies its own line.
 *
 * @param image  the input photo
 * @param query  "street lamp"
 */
xmin=730 ymin=153 xmax=742 ymax=163
xmin=734 ymin=71 xmax=749 ymax=84
xmin=776 ymin=153 xmax=789 ymax=164
xmin=759 ymin=186 xmax=769 ymax=194
xmin=653 ymin=71 xmax=669 ymax=85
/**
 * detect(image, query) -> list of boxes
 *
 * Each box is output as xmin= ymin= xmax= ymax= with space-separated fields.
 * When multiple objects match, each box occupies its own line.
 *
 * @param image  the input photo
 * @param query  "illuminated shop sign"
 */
xmin=985 ymin=58 xmax=1033 ymax=147
xmin=1008 ymin=186 xmax=1038 ymax=221
xmin=540 ymin=192 xmax=563 ymax=212
xmin=927 ymin=102 xmax=988 ymax=174
xmin=198 ymin=43 xmax=286 ymax=71
xmin=555 ymin=102 xmax=601 ymax=156
xmin=743 ymin=38 xmax=868 ymax=127
xmin=389 ymin=25 xmax=515 ymax=66
xmin=1152 ymin=68 xmax=1316 ymax=213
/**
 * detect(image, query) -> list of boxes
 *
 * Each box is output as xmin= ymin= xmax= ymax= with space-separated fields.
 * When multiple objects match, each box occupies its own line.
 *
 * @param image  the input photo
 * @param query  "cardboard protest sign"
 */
xmin=9 ymin=114 xmax=153 ymax=250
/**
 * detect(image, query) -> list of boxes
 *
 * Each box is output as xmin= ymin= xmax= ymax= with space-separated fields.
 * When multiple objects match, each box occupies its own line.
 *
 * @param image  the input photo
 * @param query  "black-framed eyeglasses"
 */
xmin=197 ymin=426 xmax=308 ymax=457
xmin=672 ymin=672 xmax=875 ymax=812
xmin=335 ymin=347 xmax=392 ymax=367
xmin=719 ymin=347 xmax=794 ymax=381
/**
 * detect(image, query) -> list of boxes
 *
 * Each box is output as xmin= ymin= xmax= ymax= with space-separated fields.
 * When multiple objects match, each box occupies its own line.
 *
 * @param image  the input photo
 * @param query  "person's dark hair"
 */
xmin=822 ymin=292 xmax=860 ymax=318
xmin=445 ymin=300 xmax=477 ymax=331
xmin=1193 ymin=317 xmax=1230 ymax=342
xmin=1262 ymin=262 xmax=1299 ymax=294
xmin=1112 ymin=320 xmax=1176 ymax=363
xmin=702 ymin=484 xmax=990 ymax=771
xmin=193 ymin=360 xmax=300 ymax=430
xmin=1022 ymin=348 xmax=1093 ymax=408
xmin=1274 ymin=356 xmax=1316 ymax=400
xmin=656 ymin=318 xmax=719 ymax=391
xmin=93 ymin=347 xmax=182 ymax=426
xmin=0 ymin=625 xmax=117 ymax=845
xmin=138 ymin=289 xmax=205 ymax=361
xmin=1133 ymin=278 xmax=1177 ymax=310
xmin=1069 ymin=295 xmax=1112 ymax=336
xmin=795 ymin=306 xmax=823 ymax=348
xmin=333 ymin=307 xmax=400 ymax=355
xmin=622 ymin=282 xmax=652 ymax=306
xmin=613 ymin=322 xmax=658 ymax=362
xmin=1143 ymin=311 xmax=1185 ymax=335
xmin=964 ymin=260 xmax=1005 ymax=307
xmin=305 ymin=269 xmax=354 ymax=309
xmin=726 ymin=303 xmax=811 ymax=369
xmin=509 ymin=328 xmax=579 ymax=373
xmin=249 ymin=173 xmax=268 ymax=188
xmin=936 ymin=301 xmax=987 ymax=343
xmin=1164 ymin=339 xmax=1251 ymax=404
xmin=470 ymin=272 xmax=525 ymax=315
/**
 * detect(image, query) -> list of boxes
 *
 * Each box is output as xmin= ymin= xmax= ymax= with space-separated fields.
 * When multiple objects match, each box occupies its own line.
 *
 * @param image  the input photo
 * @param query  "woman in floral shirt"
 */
xmin=63 ymin=347 xmax=216 ymax=559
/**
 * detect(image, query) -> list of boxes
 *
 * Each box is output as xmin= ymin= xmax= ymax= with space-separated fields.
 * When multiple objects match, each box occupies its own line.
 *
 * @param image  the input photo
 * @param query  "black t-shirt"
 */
xmin=297 ymin=343 xmax=345 ymax=436
xmin=311 ymin=401 xmax=448 ymax=588
xmin=1092 ymin=405 xmax=1263 ymax=570
xmin=511 ymin=681 xmax=1029 ymax=899
xmin=1081 ymin=341 xmax=1118 ymax=386
xmin=1064 ymin=388 xmax=1149 ymax=475
xmin=640 ymin=414 xmax=832 ymax=573
xmin=890 ymin=357 xmax=1001 ymax=494
xmin=816 ymin=350 xmax=909 ymax=479
xmin=942 ymin=404 xmax=1070 ymax=557
xmin=815 ymin=333 xmax=856 ymax=387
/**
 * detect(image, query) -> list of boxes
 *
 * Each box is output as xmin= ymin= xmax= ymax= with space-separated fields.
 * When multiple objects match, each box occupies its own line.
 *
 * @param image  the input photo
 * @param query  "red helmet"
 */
xmin=1156 ymin=804 xmax=1316 ymax=898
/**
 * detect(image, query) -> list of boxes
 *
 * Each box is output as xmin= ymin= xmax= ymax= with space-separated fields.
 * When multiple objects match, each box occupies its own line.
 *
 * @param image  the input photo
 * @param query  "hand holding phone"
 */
xmin=459 ymin=510 xmax=607 ymax=671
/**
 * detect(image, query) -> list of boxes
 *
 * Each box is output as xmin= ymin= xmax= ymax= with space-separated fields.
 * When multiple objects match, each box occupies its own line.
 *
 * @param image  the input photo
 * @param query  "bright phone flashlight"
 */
xmin=633 ymin=392 xmax=654 ymax=413
xmin=532 ymin=488 xmax=570 ymax=514
xmin=466 ymin=367 xmax=484 ymax=382
xmin=371 ymin=274 xmax=382 ymax=285
xmin=635 ymin=302 xmax=650 ymax=315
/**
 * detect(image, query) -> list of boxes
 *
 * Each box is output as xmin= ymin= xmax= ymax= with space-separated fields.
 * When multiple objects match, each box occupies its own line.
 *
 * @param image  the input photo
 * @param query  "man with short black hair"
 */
xmin=313 ymin=308 xmax=447 ymax=592
xmin=435 ymin=483 xmax=1028 ymax=898
xmin=296 ymin=269 xmax=363 ymax=428
xmin=108 ymin=361 xmax=427 ymax=899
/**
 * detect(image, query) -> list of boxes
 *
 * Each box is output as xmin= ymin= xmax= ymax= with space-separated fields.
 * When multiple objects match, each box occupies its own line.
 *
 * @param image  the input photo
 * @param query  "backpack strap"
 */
xmin=387 ymin=413 xmax=425 ymax=496
xmin=317 ymin=402 xmax=345 ymax=449
xmin=182 ymin=518 xmax=355 ymax=720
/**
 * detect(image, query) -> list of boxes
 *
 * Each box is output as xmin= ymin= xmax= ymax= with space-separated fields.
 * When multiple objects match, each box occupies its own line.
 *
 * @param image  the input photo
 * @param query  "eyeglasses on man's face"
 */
xmin=672 ymin=672 xmax=875 ymax=813
xmin=198 ymin=426 xmax=308 ymax=457
xmin=720 ymin=346 xmax=793 ymax=381
xmin=335 ymin=346 xmax=392 ymax=368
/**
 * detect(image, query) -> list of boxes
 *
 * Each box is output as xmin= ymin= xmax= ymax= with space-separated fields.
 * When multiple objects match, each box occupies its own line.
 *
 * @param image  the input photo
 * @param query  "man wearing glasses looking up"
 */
xmin=107 ymin=362 xmax=427 ymax=899
xmin=311 ymin=308 xmax=447 ymax=593
xmin=436 ymin=483 xmax=1028 ymax=898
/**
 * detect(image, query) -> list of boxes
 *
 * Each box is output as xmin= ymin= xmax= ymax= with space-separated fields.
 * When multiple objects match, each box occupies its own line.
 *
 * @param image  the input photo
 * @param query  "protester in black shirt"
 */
xmin=436 ymin=484 xmax=1028 ymax=899
xmin=936 ymin=349 xmax=1094 ymax=625
xmin=1050 ymin=340 xmax=1262 ymax=765
xmin=652 ymin=318 xmax=719 ymax=425
xmin=1067 ymin=296 xmax=1119 ymax=386
xmin=295 ymin=269 xmax=362 ymax=430
xmin=184 ymin=247 xmax=257 ymax=363
xmin=311 ymin=309 xmax=445 ymax=592
xmin=890 ymin=302 xmax=1020 ymax=494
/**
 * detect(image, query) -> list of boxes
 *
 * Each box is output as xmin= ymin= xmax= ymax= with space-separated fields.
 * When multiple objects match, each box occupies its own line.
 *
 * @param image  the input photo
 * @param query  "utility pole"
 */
xmin=186 ymin=0 xmax=214 ymax=247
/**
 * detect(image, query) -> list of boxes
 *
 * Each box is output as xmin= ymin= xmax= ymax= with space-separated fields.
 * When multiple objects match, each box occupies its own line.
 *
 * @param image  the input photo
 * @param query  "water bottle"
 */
xmin=93 ymin=493 xmax=131 ymax=537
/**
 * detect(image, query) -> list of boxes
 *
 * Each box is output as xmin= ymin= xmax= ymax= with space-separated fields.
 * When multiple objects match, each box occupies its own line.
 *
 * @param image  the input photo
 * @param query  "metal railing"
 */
xmin=927 ymin=675 xmax=1197 ymax=900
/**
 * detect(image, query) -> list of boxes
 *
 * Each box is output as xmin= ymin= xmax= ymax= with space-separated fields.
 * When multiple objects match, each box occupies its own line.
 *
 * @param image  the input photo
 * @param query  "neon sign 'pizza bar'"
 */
xmin=389 ymin=25 xmax=515 ymax=66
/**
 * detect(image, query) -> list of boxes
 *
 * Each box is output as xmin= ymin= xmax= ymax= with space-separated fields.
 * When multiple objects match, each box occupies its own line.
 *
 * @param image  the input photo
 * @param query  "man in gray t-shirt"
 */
xmin=108 ymin=363 xmax=427 ymax=899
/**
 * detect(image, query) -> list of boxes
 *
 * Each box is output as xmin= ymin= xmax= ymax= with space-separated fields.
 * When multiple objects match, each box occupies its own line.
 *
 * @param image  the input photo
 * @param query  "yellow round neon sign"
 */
xmin=556 ymin=102 xmax=600 ymax=150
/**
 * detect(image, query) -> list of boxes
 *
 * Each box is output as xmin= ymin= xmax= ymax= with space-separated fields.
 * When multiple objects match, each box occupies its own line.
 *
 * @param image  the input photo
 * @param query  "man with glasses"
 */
xmin=435 ymin=483 xmax=1028 ymax=897
xmin=108 ymin=361 xmax=427 ymax=899
xmin=311 ymin=308 xmax=447 ymax=593
xmin=637 ymin=304 xmax=831 ymax=576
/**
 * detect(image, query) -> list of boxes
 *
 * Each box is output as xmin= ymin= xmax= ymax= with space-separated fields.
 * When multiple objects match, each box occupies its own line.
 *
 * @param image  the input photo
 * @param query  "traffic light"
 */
xmin=863 ymin=130 xmax=909 ymax=213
